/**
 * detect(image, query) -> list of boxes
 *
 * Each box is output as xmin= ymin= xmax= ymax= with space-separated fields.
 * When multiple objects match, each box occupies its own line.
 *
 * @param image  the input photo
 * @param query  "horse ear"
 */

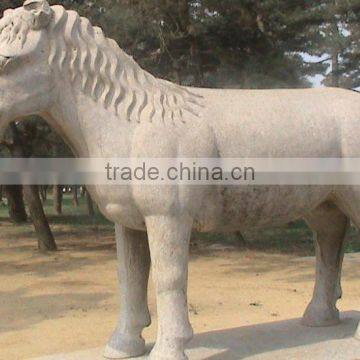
xmin=23 ymin=0 xmax=53 ymax=30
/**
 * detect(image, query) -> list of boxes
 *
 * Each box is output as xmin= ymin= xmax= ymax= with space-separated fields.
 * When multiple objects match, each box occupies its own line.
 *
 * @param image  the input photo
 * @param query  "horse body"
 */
xmin=203 ymin=87 xmax=356 ymax=158
xmin=193 ymin=87 xmax=360 ymax=230
xmin=86 ymin=87 xmax=359 ymax=232
xmin=0 ymin=2 xmax=359 ymax=359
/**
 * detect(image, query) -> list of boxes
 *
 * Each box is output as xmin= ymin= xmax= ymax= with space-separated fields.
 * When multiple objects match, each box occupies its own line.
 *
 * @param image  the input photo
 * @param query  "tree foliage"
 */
xmin=1 ymin=0 xmax=358 ymax=88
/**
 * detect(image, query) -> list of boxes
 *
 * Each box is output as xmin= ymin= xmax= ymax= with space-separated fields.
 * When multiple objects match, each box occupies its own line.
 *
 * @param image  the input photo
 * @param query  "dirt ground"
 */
xmin=0 ymin=219 xmax=359 ymax=360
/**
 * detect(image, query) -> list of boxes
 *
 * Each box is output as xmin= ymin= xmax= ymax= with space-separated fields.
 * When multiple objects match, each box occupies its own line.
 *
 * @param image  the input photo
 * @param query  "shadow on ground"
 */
xmin=0 ymin=287 xmax=111 ymax=333
xmin=32 ymin=311 xmax=360 ymax=360
xmin=187 ymin=311 xmax=360 ymax=359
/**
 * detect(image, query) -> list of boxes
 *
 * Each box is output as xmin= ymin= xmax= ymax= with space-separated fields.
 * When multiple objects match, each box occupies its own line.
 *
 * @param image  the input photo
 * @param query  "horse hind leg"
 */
xmin=333 ymin=187 xmax=360 ymax=338
xmin=302 ymin=200 xmax=348 ymax=327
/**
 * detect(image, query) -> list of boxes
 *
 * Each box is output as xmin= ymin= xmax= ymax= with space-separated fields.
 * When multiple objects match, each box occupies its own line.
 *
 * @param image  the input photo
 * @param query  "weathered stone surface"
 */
xmin=0 ymin=1 xmax=359 ymax=358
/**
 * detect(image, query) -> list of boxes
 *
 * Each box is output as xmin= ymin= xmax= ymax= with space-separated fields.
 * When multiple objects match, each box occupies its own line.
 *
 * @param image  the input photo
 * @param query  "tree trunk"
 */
xmin=331 ymin=0 xmax=340 ymax=88
xmin=39 ymin=185 xmax=48 ymax=203
xmin=80 ymin=186 xmax=86 ymax=197
xmin=72 ymin=186 xmax=79 ymax=207
xmin=235 ymin=231 xmax=247 ymax=246
xmin=86 ymin=189 xmax=95 ymax=217
xmin=53 ymin=185 xmax=63 ymax=214
xmin=6 ymin=123 xmax=56 ymax=250
xmin=24 ymin=185 xmax=57 ymax=251
xmin=4 ymin=185 xmax=27 ymax=223
xmin=332 ymin=51 xmax=340 ymax=87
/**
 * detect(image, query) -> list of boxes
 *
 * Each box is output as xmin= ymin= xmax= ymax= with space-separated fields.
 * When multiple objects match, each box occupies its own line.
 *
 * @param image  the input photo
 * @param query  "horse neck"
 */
xmin=46 ymin=79 xmax=134 ymax=158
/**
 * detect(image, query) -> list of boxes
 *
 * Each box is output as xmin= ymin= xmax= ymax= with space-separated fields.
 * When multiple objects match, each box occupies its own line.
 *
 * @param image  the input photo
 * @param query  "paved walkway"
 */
xmin=33 ymin=312 xmax=360 ymax=360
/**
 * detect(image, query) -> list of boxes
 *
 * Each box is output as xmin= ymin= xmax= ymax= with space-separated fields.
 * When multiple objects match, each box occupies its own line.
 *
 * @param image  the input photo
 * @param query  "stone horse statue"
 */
xmin=0 ymin=1 xmax=359 ymax=359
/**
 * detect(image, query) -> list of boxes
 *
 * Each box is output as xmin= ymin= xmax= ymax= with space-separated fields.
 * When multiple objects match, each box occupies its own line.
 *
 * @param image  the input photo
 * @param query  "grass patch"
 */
xmin=0 ymin=194 xmax=113 ymax=240
xmin=193 ymin=220 xmax=360 ymax=256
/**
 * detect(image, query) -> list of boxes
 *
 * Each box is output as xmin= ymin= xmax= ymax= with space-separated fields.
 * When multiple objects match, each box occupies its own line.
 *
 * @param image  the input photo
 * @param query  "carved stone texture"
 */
xmin=0 ymin=1 xmax=359 ymax=358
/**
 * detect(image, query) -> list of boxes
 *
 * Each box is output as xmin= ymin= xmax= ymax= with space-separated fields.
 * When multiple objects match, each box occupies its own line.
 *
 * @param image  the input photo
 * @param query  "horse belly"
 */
xmin=196 ymin=185 xmax=331 ymax=232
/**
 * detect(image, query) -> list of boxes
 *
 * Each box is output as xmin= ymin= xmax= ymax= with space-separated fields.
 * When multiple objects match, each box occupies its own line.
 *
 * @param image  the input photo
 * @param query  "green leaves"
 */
xmin=1 ymin=0 xmax=358 ymax=89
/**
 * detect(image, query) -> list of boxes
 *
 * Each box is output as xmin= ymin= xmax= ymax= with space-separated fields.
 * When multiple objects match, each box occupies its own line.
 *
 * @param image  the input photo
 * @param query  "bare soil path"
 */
xmin=0 ymin=217 xmax=359 ymax=359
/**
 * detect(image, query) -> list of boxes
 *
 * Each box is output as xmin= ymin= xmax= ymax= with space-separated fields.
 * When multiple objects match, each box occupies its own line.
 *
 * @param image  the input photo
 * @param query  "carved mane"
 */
xmin=0 ymin=5 xmax=203 ymax=124
xmin=24 ymin=6 xmax=205 ymax=124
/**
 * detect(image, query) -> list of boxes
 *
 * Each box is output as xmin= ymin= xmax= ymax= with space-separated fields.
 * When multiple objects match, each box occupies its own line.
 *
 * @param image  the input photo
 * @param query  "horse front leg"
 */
xmin=302 ymin=201 xmax=348 ymax=327
xmin=146 ymin=215 xmax=193 ymax=360
xmin=104 ymin=224 xmax=151 ymax=359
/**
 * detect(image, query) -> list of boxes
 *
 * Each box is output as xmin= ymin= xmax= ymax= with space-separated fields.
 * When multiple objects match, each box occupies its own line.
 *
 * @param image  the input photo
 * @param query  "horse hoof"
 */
xmin=302 ymin=302 xmax=340 ymax=327
xmin=149 ymin=348 xmax=188 ymax=360
xmin=104 ymin=344 xmax=146 ymax=359
xmin=355 ymin=322 xmax=360 ymax=340
xmin=103 ymin=334 xmax=146 ymax=359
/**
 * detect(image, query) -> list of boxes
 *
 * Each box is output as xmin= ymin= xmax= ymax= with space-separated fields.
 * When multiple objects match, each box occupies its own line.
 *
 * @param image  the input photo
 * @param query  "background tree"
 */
xmin=1 ymin=1 xmax=358 ymax=89
xmin=53 ymin=0 xmax=358 ymax=89
xmin=3 ymin=185 xmax=27 ymax=223
xmin=85 ymin=188 xmax=95 ymax=217
xmin=0 ymin=122 xmax=57 ymax=250
xmin=72 ymin=186 xmax=79 ymax=207
xmin=53 ymin=185 xmax=63 ymax=215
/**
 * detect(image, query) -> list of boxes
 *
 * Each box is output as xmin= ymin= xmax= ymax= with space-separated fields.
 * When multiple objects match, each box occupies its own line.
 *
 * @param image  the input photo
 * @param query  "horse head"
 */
xmin=0 ymin=0 xmax=203 ymax=154
xmin=0 ymin=0 xmax=54 ymax=133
